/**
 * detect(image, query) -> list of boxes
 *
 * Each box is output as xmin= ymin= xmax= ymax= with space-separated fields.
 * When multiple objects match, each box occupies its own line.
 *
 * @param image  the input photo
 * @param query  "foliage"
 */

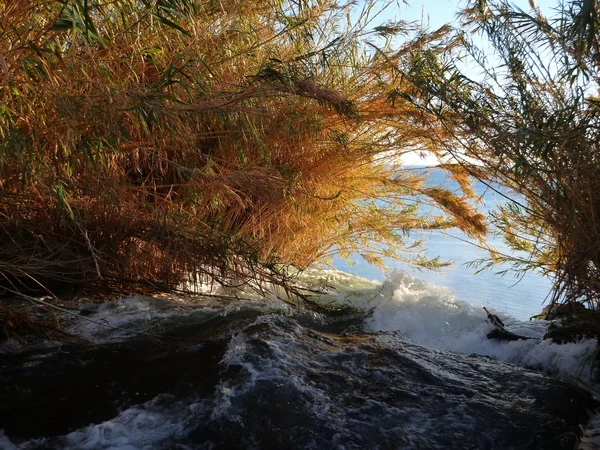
xmin=402 ymin=0 xmax=600 ymax=308
xmin=0 ymin=0 xmax=486 ymax=296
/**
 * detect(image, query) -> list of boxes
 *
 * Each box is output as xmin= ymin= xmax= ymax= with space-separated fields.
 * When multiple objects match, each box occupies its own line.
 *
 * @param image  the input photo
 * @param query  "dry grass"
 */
xmin=0 ymin=0 xmax=486 ymax=296
xmin=0 ymin=300 xmax=70 ymax=342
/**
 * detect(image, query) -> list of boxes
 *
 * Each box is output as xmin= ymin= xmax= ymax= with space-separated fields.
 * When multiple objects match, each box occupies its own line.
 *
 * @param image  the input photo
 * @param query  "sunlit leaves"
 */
xmin=0 ymin=0 xmax=487 ymax=294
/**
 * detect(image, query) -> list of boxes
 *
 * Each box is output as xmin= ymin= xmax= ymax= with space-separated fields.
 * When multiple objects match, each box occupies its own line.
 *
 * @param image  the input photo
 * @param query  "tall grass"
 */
xmin=403 ymin=0 xmax=600 ymax=311
xmin=0 ymin=0 xmax=486 ymax=295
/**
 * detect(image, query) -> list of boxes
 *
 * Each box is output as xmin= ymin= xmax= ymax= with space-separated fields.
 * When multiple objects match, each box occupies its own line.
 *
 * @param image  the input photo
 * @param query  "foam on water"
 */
xmin=63 ymin=406 xmax=179 ymax=450
xmin=3 ymin=268 xmax=599 ymax=449
xmin=298 ymin=268 xmax=598 ymax=390
xmin=581 ymin=411 xmax=600 ymax=450
xmin=208 ymin=314 xmax=486 ymax=448
xmin=298 ymin=268 xmax=600 ymax=447
xmin=66 ymin=296 xmax=187 ymax=343
xmin=210 ymin=314 xmax=334 ymax=424
xmin=0 ymin=432 xmax=17 ymax=450
xmin=67 ymin=294 xmax=294 ymax=344
xmin=55 ymin=312 xmax=594 ymax=449
xmin=10 ymin=395 xmax=199 ymax=450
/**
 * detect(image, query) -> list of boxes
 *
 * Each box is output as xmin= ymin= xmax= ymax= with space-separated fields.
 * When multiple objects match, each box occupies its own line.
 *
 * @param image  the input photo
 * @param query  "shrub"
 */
xmin=0 ymin=0 xmax=486 ymax=295
xmin=403 ymin=0 xmax=600 ymax=309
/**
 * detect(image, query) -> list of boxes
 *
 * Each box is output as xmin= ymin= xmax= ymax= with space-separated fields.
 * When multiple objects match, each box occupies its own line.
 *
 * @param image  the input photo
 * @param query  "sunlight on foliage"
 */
xmin=0 ymin=0 xmax=485 ymax=294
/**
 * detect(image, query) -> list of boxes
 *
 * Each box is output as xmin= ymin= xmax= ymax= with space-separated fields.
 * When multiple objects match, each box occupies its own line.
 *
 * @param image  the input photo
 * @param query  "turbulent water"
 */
xmin=1 ymin=269 xmax=599 ymax=449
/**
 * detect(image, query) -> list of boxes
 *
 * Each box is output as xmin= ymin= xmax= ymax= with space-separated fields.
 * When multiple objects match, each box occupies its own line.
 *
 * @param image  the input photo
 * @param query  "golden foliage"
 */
xmin=0 ymin=0 xmax=485 ymax=292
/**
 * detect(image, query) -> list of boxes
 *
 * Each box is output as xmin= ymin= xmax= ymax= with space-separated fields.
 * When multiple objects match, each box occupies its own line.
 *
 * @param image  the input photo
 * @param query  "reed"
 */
xmin=0 ymin=0 xmax=486 ymax=297
xmin=403 ymin=0 xmax=600 ymax=317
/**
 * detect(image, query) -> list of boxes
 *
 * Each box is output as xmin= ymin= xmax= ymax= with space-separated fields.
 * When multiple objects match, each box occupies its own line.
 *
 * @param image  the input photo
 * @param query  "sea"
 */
xmin=333 ymin=167 xmax=553 ymax=321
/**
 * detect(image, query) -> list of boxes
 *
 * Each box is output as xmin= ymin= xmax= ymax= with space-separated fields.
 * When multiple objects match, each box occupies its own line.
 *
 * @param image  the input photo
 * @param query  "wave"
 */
xmin=298 ymin=268 xmax=598 ymax=390
xmin=1 ymin=268 xmax=598 ymax=449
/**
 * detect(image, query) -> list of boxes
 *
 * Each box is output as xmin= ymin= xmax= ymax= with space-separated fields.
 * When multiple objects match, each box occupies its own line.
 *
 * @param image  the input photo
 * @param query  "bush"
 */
xmin=0 ymin=0 xmax=486 ymax=294
xmin=403 ymin=0 xmax=600 ymax=309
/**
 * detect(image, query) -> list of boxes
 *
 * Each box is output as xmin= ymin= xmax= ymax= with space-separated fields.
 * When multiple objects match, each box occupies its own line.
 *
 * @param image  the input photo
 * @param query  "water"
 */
xmin=333 ymin=168 xmax=553 ymax=321
xmin=297 ymin=268 xmax=596 ymax=386
xmin=1 ymin=272 xmax=597 ymax=449
xmin=1 ymin=169 xmax=597 ymax=449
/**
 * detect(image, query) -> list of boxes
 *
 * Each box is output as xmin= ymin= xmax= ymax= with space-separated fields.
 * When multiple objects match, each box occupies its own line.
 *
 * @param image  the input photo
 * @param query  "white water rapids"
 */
xmin=1 ymin=268 xmax=599 ymax=449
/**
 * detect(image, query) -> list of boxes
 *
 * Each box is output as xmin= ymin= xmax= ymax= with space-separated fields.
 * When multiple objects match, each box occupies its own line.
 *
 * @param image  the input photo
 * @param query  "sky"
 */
xmin=386 ymin=0 xmax=556 ymax=26
xmin=374 ymin=0 xmax=558 ymax=165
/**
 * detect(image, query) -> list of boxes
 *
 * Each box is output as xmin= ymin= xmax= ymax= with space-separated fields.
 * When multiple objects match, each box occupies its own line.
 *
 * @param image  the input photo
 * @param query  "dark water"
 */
xmin=334 ymin=168 xmax=553 ymax=321
xmin=0 ymin=295 xmax=597 ymax=450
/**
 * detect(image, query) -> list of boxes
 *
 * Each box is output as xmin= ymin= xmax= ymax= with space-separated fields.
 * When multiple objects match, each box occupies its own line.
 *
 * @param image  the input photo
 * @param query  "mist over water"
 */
xmin=333 ymin=168 xmax=553 ymax=321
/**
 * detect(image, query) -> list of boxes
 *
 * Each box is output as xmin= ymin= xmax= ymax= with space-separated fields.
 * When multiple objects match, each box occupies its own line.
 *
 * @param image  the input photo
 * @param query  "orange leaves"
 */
xmin=0 ymin=0 xmax=488 ymax=293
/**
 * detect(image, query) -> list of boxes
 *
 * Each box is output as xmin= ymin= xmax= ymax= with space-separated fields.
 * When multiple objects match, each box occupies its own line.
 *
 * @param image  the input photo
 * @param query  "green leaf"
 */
xmin=152 ymin=13 xmax=189 ymax=35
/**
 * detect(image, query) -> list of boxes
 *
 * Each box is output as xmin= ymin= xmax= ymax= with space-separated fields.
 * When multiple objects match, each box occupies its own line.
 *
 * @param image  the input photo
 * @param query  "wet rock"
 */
xmin=487 ymin=327 xmax=537 ymax=341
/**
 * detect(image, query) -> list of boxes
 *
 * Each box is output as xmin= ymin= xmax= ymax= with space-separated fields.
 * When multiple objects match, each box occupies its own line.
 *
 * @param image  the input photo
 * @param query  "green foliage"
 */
xmin=404 ymin=0 xmax=600 ymax=307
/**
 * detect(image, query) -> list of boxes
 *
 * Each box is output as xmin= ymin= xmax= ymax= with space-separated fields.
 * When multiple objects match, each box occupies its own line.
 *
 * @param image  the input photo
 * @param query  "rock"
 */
xmin=531 ymin=302 xmax=587 ymax=321
xmin=487 ymin=327 xmax=537 ymax=341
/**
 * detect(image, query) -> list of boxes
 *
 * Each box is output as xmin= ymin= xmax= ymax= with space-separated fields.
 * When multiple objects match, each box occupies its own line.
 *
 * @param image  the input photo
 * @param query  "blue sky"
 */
xmin=384 ymin=0 xmax=557 ymax=27
xmin=373 ymin=0 xmax=559 ymax=165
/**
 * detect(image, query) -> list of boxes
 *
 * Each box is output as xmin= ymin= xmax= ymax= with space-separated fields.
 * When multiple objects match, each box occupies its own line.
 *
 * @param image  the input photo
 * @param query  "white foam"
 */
xmin=581 ymin=411 xmax=600 ymax=450
xmin=62 ymin=406 xmax=181 ymax=450
xmin=311 ymin=268 xmax=600 ymax=447
xmin=210 ymin=314 xmax=339 ymax=429
xmin=309 ymin=269 xmax=598 ymax=390
xmin=4 ymin=395 xmax=205 ymax=450
xmin=211 ymin=329 xmax=261 ymax=421
xmin=3 ymin=268 xmax=598 ymax=448
xmin=66 ymin=296 xmax=187 ymax=343
xmin=0 ymin=432 xmax=18 ymax=450
xmin=66 ymin=293 xmax=295 ymax=344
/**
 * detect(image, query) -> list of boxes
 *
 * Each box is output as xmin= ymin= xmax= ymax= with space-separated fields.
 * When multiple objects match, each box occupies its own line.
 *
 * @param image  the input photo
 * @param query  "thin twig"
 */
xmin=3 ymin=288 xmax=189 ymax=343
